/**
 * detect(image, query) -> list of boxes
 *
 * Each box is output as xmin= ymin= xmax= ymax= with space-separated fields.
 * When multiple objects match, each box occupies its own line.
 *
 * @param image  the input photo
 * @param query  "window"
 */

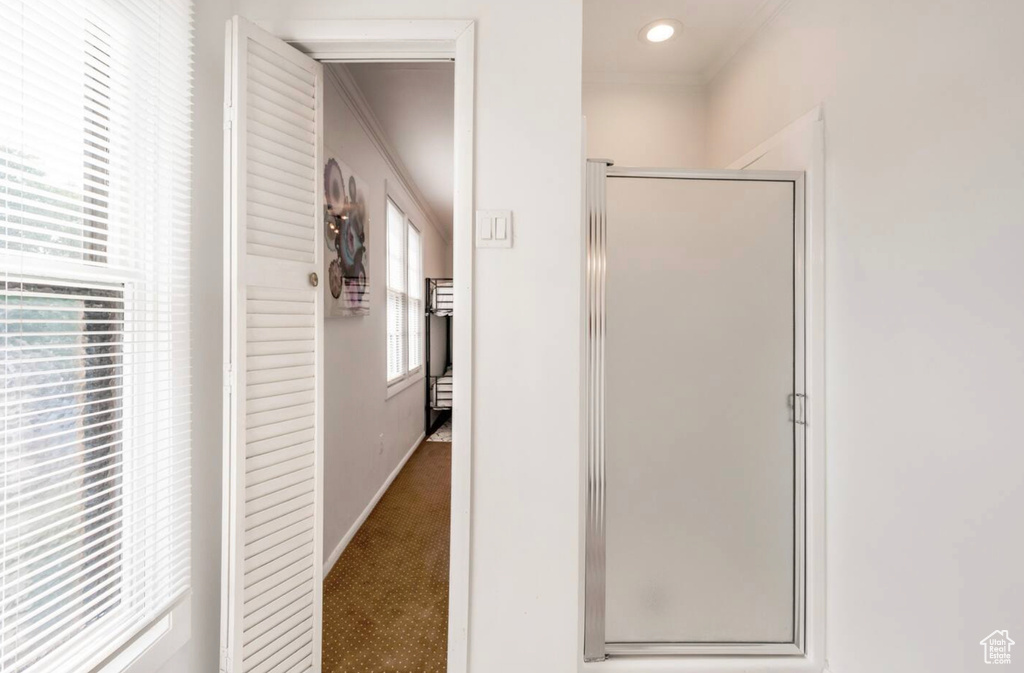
xmin=386 ymin=198 xmax=424 ymax=385
xmin=0 ymin=1 xmax=193 ymax=672
xmin=407 ymin=227 xmax=423 ymax=371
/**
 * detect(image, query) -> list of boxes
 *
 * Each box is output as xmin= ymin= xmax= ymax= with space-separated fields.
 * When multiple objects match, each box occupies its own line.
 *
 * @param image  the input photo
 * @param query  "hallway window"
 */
xmin=407 ymin=226 xmax=423 ymax=371
xmin=386 ymin=197 xmax=423 ymax=384
xmin=0 ymin=1 xmax=193 ymax=671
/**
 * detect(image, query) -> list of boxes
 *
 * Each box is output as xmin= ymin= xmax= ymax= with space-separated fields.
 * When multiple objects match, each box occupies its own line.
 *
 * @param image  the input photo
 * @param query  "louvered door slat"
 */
xmin=247 ymin=175 xmax=316 ymax=207
xmin=243 ymin=603 xmax=314 ymax=661
xmin=243 ymin=582 xmax=313 ymax=633
xmin=246 ymin=492 xmax=317 ymax=533
xmin=249 ymin=147 xmax=317 ymax=180
xmin=223 ymin=15 xmax=324 ymax=673
xmin=244 ymin=532 xmax=315 ymax=580
xmin=245 ymin=541 xmax=316 ymax=590
xmin=247 ymin=79 xmax=316 ymax=123
xmin=246 ymin=439 xmax=315 ymax=469
xmin=246 ymin=501 xmax=316 ymax=544
xmin=247 ymin=429 xmax=316 ymax=457
xmin=249 ymin=132 xmax=316 ymax=171
xmin=249 ymin=634 xmax=312 ymax=673
xmin=247 ymin=485 xmax=316 ymax=527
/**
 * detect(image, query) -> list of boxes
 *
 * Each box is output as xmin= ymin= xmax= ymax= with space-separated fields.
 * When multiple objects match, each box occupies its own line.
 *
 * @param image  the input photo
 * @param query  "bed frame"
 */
xmin=425 ymin=277 xmax=453 ymax=433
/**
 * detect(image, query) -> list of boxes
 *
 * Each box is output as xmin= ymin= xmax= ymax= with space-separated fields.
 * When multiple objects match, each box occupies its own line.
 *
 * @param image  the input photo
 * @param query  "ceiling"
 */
xmin=583 ymin=0 xmax=785 ymax=83
xmin=344 ymin=62 xmax=455 ymax=239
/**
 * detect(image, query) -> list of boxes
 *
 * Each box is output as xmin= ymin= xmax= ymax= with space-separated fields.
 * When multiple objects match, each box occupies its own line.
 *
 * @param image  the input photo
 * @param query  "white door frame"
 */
xmin=251 ymin=19 xmax=475 ymax=673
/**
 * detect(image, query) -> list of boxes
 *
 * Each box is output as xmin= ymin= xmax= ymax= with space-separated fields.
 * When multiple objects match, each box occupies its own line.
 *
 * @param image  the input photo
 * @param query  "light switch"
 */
xmin=476 ymin=210 xmax=513 ymax=248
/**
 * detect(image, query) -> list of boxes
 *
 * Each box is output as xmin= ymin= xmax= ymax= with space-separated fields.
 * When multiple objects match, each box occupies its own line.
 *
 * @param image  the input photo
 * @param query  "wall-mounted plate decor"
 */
xmin=324 ymin=156 xmax=370 ymax=316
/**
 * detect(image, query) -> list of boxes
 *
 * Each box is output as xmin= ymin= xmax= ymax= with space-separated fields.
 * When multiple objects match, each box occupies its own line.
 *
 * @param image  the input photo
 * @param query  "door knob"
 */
xmin=309 ymin=272 xmax=319 ymax=287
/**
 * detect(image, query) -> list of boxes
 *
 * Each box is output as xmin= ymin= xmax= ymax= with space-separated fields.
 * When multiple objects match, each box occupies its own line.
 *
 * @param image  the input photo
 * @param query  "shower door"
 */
xmin=583 ymin=163 xmax=806 ymax=660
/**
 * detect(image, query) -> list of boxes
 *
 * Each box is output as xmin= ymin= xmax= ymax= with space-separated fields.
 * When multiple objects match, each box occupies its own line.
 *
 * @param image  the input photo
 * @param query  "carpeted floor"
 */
xmin=322 ymin=441 xmax=451 ymax=673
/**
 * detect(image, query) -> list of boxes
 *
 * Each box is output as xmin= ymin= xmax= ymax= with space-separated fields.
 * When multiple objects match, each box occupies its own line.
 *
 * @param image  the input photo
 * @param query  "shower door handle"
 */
xmin=788 ymin=393 xmax=806 ymax=425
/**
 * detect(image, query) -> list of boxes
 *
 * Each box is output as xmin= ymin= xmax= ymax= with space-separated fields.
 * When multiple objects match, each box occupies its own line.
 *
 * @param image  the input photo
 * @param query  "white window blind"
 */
xmin=386 ymin=198 xmax=407 ymax=382
xmin=0 ymin=1 xmax=193 ymax=672
xmin=386 ymin=198 xmax=425 ymax=384
xmin=407 ymin=225 xmax=423 ymax=372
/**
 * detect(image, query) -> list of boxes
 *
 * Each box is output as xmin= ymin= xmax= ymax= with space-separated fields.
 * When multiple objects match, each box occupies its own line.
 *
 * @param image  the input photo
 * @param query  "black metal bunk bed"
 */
xmin=425 ymin=278 xmax=453 ymax=434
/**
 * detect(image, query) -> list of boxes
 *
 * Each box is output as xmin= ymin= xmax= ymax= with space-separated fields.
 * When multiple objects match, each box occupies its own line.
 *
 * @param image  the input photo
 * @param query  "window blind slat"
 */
xmin=2 ymin=453 xmax=191 ymax=564
xmin=2 ymin=496 xmax=191 ymax=623
xmin=2 ymin=556 xmax=191 ymax=668
xmin=2 ymin=474 xmax=191 ymax=597
xmin=0 ymin=0 xmax=193 ymax=670
xmin=3 ymin=550 xmax=191 ymax=663
xmin=2 ymin=484 xmax=190 ymax=601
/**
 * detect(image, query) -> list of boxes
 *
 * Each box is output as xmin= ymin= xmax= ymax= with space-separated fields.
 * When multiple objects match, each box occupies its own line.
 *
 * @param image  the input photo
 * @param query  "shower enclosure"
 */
xmin=583 ymin=160 xmax=808 ymax=660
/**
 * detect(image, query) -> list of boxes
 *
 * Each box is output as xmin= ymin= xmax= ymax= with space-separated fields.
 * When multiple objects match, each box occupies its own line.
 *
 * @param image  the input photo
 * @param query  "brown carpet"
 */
xmin=322 ymin=441 xmax=451 ymax=673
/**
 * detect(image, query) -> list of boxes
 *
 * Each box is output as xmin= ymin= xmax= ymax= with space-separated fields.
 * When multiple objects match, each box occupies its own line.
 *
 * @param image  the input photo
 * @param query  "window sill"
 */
xmin=386 ymin=370 xmax=425 ymax=400
xmin=94 ymin=596 xmax=191 ymax=673
xmin=35 ymin=595 xmax=191 ymax=673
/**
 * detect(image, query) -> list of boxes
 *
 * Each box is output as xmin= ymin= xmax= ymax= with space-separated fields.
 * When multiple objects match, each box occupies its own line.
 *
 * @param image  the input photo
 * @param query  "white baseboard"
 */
xmin=322 ymin=431 xmax=427 ymax=578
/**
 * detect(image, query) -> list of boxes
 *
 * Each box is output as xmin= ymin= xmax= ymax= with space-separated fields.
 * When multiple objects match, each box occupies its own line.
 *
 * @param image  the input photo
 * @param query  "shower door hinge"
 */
xmin=788 ymin=393 xmax=807 ymax=425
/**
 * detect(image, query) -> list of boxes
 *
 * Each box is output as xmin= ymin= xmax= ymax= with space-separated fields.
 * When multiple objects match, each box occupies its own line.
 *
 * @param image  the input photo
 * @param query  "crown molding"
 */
xmin=703 ymin=0 xmax=793 ymax=84
xmin=325 ymin=64 xmax=451 ymax=242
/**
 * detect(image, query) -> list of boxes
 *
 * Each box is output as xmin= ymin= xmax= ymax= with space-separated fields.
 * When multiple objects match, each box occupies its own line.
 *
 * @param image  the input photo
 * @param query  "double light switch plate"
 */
xmin=476 ymin=210 xmax=513 ymax=248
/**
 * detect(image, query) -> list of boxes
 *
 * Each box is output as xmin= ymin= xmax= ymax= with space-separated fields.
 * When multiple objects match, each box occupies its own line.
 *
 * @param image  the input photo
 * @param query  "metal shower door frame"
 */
xmin=582 ymin=163 xmax=807 ymax=661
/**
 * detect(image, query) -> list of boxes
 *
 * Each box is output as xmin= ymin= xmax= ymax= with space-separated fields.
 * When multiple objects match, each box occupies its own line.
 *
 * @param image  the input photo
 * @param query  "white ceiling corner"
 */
xmin=583 ymin=0 xmax=791 ymax=86
xmin=701 ymin=0 xmax=792 ymax=83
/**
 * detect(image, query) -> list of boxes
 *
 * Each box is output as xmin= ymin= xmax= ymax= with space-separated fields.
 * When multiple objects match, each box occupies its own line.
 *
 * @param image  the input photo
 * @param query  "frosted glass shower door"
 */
xmin=602 ymin=172 xmax=802 ymax=650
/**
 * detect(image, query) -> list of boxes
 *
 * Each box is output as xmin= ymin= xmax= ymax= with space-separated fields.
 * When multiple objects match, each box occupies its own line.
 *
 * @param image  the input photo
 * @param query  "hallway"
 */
xmin=322 ymin=441 xmax=451 ymax=673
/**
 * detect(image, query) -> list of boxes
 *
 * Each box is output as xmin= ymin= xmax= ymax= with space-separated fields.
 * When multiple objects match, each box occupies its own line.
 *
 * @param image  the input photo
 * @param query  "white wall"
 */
xmin=321 ymin=69 xmax=452 ymax=570
xmin=707 ymin=1 xmax=1024 ymax=671
xmin=705 ymin=0 xmax=836 ymax=169
xmin=233 ymin=3 xmax=584 ymax=672
xmin=156 ymin=0 xmax=235 ymax=670
xmin=172 ymin=1 xmax=1024 ymax=671
xmin=583 ymin=78 xmax=706 ymax=167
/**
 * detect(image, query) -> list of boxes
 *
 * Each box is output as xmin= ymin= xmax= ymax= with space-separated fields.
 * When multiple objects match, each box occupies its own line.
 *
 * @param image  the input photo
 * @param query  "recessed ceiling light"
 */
xmin=639 ymin=19 xmax=683 ymax=44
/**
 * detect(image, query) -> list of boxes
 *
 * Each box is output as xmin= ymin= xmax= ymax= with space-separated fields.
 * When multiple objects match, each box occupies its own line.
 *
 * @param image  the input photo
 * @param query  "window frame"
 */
xmin=385 ymin=193 xmax=425 ymax=398
xmin=0 ymin=3 xmax=193 ymax=672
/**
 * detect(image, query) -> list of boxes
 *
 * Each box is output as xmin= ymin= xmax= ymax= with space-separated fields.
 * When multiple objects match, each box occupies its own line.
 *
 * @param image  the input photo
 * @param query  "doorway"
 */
xmin=318 ymin=60 xmax=455 ymax=672
xmin=220 ymin=17 xmax=475 ymax=673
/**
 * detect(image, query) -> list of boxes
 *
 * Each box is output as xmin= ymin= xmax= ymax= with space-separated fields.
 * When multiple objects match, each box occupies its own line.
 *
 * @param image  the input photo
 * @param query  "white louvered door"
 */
xmin=222 ymin=16 xmax=324 ymax=673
